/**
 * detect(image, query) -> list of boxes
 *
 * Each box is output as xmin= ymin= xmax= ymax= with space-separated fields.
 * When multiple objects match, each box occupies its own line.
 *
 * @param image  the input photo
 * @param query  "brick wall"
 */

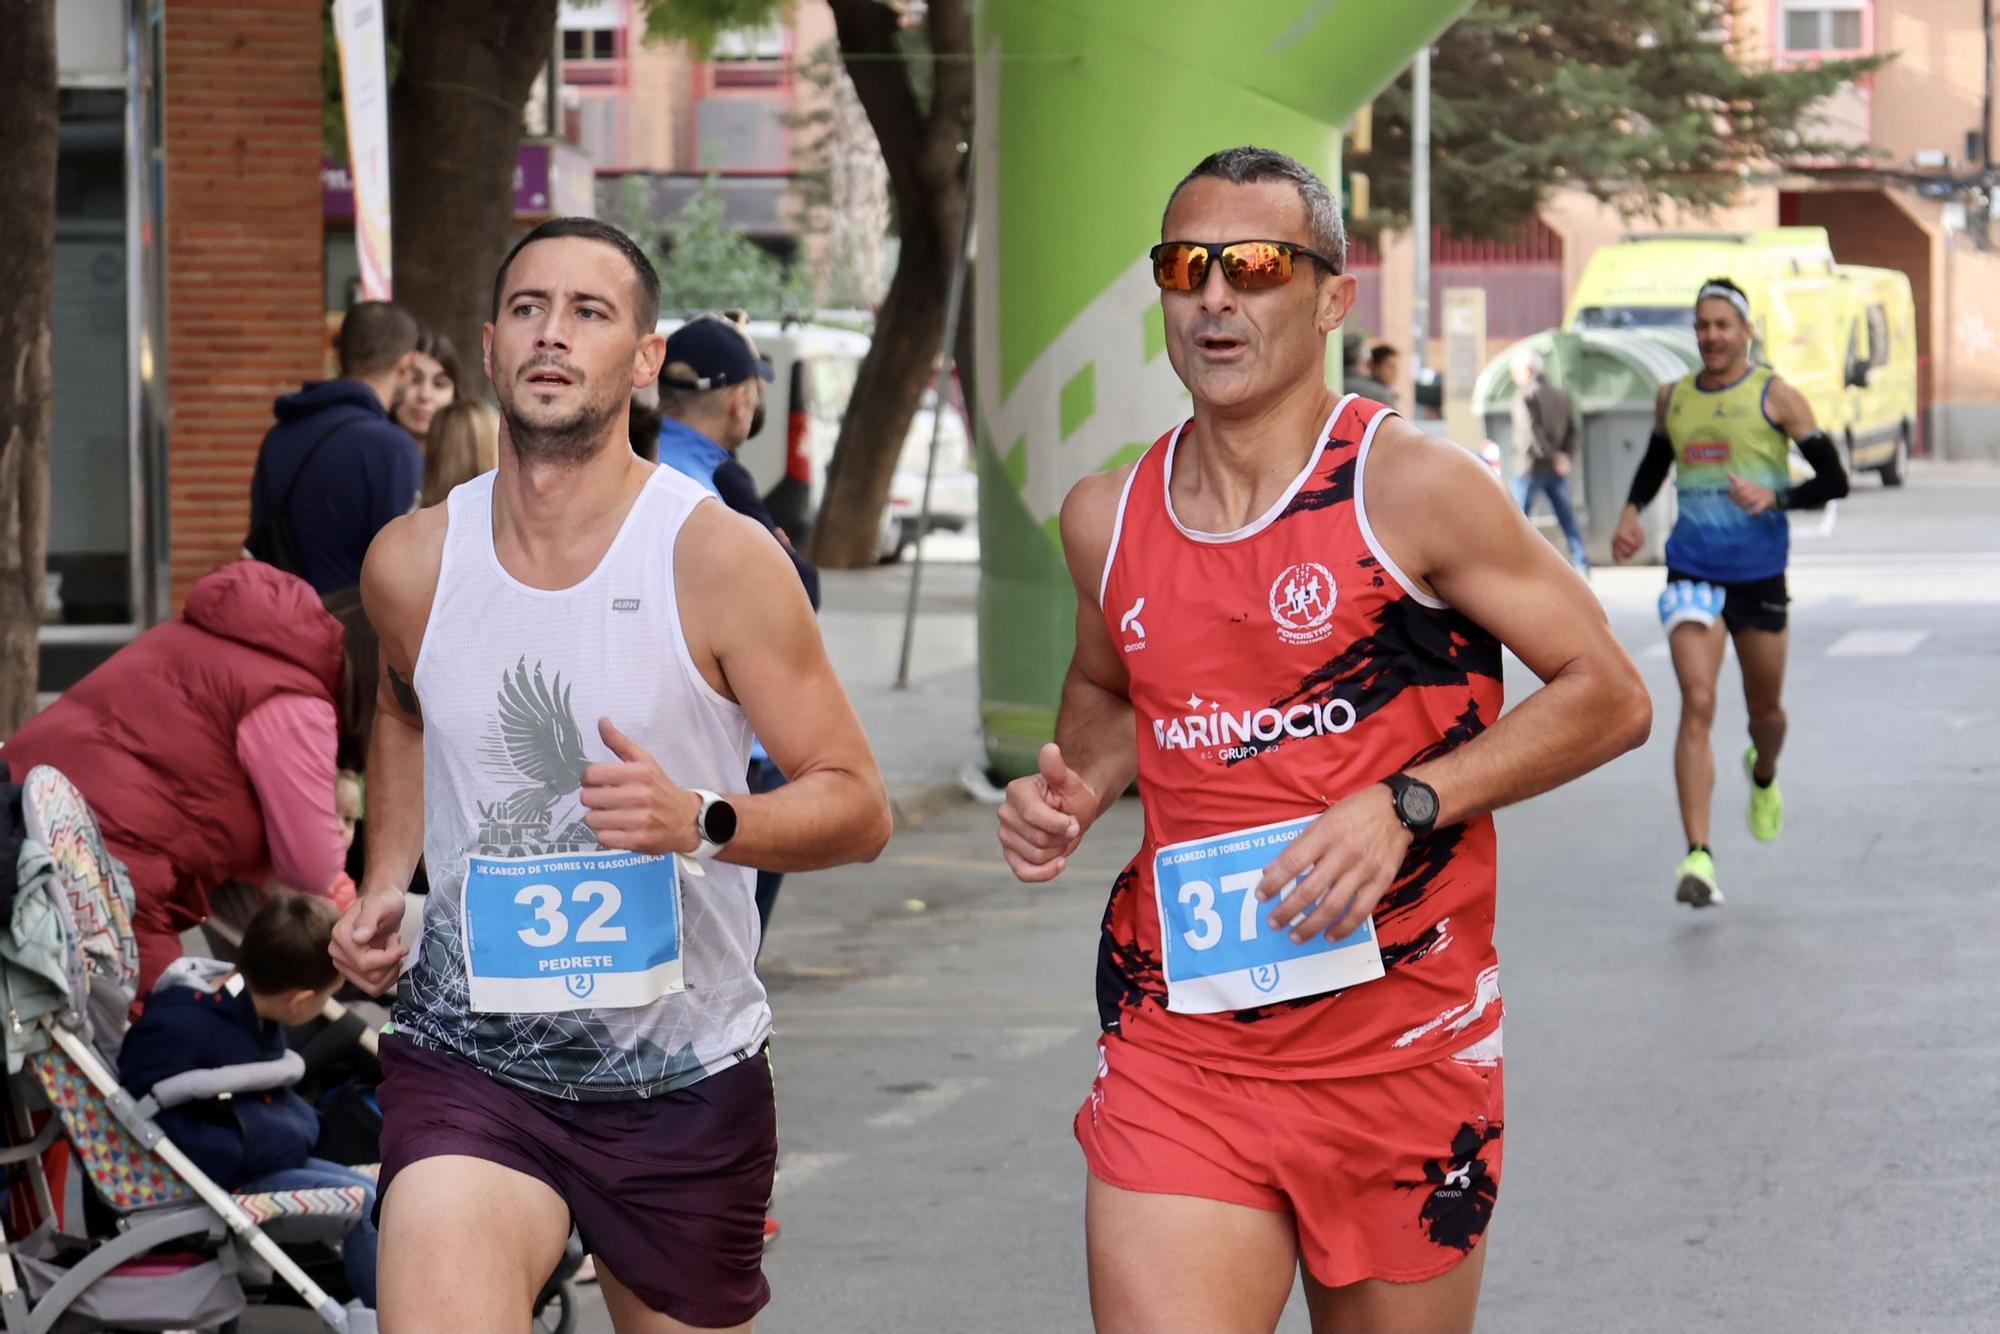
xmin=163 ymin=0 xmax=325 ymax=608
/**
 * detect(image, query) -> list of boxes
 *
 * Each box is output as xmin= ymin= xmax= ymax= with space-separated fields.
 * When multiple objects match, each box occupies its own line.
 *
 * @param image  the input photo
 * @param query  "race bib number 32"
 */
xmin=1154 ymin=816 xmax=1385 ymax=1015
xmin=462 ymin=849 xmax=683 ymax=1014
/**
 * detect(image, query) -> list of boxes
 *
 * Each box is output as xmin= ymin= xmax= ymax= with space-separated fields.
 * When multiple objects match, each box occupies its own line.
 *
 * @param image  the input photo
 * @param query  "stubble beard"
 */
xmin=498 ymin=377 xmax=627 ymax=468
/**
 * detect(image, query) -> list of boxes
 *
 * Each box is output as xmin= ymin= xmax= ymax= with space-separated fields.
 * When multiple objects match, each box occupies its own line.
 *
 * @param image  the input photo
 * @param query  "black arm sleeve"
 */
xmin=1781 ymin=431 xmax=1850 ymax=511
xmin=713 ymin=458 xmax=821 ymax=609
xmin=1625 ymin=430 xmax=1676 ymax=509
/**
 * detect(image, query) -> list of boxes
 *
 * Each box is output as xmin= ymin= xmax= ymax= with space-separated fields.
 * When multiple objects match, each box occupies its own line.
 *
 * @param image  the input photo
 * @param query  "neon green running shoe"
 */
xmin=1675 ymin=849 xmax=1722 ymax=908
xmin=1745 ymin=746 xmax=1784 ymax=842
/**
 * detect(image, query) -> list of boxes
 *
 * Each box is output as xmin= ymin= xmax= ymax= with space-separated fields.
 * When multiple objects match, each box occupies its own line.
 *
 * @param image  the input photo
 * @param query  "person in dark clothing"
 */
xmin=1367 ymin=342 xmax=1402 ymax=409
xmin=1509 ymin=347 xmax=1589 ymax=572
xmin=119 ymin=893 xmax=378 ymax=1306
xmin=657 ymin=315 xmax=820 ymax=940
xmin=628 ymin=382 xmax=662 ymax=463
xmin=1342 ymin=331 xmax=1397 ymax=406
xmin=657 ymin=317 xmax=819 ymax=606
xmin=248 ymin=301 xmax=422 ymax=595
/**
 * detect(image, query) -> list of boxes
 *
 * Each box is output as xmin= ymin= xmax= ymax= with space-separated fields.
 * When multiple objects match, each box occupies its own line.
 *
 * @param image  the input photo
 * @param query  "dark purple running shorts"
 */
xmin=377 ymin=1035 xmax=777 ymax=1328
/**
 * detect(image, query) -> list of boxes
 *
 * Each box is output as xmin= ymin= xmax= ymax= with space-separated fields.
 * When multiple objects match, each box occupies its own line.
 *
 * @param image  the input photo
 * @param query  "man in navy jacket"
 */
xmin=248 ymin=301 xmax=422 ymax=594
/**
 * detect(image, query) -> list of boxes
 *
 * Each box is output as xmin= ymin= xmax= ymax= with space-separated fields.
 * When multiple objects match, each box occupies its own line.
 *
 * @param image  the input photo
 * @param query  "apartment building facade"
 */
xmin=560 ymin=0 xmax=844 ymax=278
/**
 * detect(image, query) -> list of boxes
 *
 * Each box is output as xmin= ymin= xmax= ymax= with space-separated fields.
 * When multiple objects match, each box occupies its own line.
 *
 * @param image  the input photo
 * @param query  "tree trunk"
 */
xmin=809 ymin=0 xmax=973 ymax=568
xmin=0 ymin=0 xmax=59 ymax=733
xmin=388 ymin=0 xmax=558 ymax=402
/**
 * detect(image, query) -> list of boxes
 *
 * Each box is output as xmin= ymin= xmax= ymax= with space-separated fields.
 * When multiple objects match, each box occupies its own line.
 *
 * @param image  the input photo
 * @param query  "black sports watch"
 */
xmin=691 ymin=789 xmax=738 ymax=859
xmin=1383 ymin=773 xmax=1440 ymax=838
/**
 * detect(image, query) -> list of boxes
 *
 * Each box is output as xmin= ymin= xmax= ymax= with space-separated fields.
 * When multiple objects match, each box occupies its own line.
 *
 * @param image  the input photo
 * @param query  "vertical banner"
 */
xmin=973 ymin=0 xmax=1475 ymax=778
xmin=334 ymin=0 xmax=392 ymax=299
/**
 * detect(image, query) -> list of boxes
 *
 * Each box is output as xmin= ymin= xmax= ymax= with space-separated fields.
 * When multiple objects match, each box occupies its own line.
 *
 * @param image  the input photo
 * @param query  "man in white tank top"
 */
xmin=329 ymin=217 xmax=892 ymax=1333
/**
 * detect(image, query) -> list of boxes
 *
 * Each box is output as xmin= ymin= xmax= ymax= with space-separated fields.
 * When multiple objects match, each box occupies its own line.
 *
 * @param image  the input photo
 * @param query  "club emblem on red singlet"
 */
xmin=1269 ymin=562 xmax=1338 ymax=645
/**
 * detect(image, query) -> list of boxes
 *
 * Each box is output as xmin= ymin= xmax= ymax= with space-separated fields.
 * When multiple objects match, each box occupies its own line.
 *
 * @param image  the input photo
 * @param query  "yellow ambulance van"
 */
xmin=1565 ymin=228 xmax=1919 ymax=485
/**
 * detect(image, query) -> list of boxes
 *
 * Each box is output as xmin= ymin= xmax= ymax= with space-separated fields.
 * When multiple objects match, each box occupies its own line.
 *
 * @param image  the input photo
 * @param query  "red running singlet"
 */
xmin=1094 ymin=395 xmax=1505 ymax=1079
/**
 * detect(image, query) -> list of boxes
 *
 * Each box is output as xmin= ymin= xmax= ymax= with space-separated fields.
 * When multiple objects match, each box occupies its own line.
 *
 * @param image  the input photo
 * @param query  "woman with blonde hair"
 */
xmin=420 ymin=399 xmax=500 ymax=507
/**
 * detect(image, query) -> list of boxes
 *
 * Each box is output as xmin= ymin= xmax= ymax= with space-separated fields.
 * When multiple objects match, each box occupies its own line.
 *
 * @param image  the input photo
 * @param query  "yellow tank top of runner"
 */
xmin=1663 ymin=364 xmax=1791 ymax=582
xmin=1665 ymin=364 xmax=1788 ymax=490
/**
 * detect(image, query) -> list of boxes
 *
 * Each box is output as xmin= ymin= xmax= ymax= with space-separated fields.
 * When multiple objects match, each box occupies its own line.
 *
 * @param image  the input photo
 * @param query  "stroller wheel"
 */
xmin=533 ymin=1280 xmax=577 ymax=1334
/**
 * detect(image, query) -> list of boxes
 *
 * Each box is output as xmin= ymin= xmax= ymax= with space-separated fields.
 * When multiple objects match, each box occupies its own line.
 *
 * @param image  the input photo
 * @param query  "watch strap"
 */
xmin=690 ymin=788 xmax=726 ymax=860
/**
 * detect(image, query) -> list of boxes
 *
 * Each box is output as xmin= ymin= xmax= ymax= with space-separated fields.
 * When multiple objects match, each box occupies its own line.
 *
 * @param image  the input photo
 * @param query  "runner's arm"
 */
xmin=994 ymin=471 xmax=1134 ymax=883
xmin=354 ymin=510 xmax=441 ymax=900
xmin=1624 ymin=383 xmax=1678 ymax=511
xmin=1373 ymin=418 xmax=1653 ymax=826
xmin=331 ymin=510 xmax=442 ymax=991
xmin=1052 ymin=470 xmax=1138 ymax=829
xmin=677 ymin=504 xmax=891 ymax=872
xmin=1766 ymin=378 xmax=1849 ymax=511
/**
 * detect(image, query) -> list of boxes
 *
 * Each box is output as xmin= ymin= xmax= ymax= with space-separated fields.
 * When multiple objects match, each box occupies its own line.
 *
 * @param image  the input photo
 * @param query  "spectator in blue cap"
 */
xmin=655 ymin=314 xmax=819 ymax=943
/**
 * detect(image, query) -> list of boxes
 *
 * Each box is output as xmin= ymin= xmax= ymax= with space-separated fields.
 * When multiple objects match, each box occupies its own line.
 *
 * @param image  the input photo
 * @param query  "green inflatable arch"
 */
xmin=973 ymin=0 xmax=1474 ymax=778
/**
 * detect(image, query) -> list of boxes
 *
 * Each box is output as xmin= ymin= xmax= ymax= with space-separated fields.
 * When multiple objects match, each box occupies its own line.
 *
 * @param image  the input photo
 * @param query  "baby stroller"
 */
xmin=0 ymin=764 xmax=375 ymax=1332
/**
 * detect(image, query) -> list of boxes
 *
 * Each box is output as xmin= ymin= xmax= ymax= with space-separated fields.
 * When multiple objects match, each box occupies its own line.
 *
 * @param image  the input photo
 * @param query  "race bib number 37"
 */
xmin=1154 ymin=815 xmax=1385 ymax=1015
xmin=462 ymin=849 xmax=683 ymax=1014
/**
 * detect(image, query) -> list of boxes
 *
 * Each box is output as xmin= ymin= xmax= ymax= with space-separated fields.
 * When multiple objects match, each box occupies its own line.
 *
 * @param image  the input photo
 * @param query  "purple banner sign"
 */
xmin=324 ymin=143 xmax=556 ymax=219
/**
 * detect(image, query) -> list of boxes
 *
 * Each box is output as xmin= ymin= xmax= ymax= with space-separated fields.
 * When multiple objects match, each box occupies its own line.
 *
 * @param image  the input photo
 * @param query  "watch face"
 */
xmin=702 ymin=797 xmax=738 ymax=846
xmin=1400 ymin=783 xmax=1439 ymax=828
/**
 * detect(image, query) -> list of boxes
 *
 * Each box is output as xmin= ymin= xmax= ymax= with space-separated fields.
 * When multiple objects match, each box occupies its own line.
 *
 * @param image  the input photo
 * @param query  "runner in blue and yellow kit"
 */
xmin=1613 ymin=277 xmax=1848 ymax=908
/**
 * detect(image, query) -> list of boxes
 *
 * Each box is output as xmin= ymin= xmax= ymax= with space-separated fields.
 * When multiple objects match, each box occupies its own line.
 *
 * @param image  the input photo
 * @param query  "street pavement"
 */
xmin=263 ymin=465 xmax=1999 ymax=1333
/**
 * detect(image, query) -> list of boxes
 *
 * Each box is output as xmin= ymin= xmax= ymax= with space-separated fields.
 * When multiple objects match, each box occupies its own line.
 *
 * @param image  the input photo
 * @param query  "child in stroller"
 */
xmin=118 ymin=893 xmax=378 ymax=1308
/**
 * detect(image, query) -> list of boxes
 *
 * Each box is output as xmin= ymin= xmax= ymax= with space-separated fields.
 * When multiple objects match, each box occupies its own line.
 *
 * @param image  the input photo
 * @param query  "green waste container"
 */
xmin=1471 ymin=328 xmax=1703 ymax=565
xmin=973 ymin=0 xmax=1475 ymax=780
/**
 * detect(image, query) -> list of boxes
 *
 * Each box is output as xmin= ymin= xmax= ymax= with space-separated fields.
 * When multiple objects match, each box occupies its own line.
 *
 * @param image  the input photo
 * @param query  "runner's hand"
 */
xmin=582 ymin=718 xmax=701 ymax=856
xmin=999 ymin=743 xmax=1096 ymax=884
xmin=1253 ymin=784 xmax=1413 ymax=943
xmin=1611 ymin=507 xmax=1646 ymax=563
xmin=1729 ymin=473 xmax=1778 ymax=516
xmin=332 ymin=888 xmax=407 ymax=996
xmin=1553 ymin=452 xmax=1572 ymax=478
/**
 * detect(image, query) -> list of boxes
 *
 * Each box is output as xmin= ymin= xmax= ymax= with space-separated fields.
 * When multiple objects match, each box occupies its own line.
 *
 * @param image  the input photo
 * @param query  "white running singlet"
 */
xmin=396 ymin=466 xmax=769 ymax=1100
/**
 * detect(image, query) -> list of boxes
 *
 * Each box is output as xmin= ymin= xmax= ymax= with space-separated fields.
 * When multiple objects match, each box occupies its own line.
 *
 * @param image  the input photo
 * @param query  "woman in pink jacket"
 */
xmin=3 ymin=561 xmax=370 ymax=994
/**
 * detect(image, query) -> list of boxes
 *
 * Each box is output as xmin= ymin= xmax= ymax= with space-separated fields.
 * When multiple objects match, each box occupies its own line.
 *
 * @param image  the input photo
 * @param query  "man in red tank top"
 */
xmin=997 ymin=147 xmax=1653 ymax=1333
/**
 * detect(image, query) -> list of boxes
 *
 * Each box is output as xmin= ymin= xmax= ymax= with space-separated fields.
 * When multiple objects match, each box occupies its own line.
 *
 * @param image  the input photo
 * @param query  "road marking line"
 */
xmin=1827 ymin=629 xmax=1929 ymax=656
xmin=1642 ymin=642 xmax=1671 ymax=659
xmin=1000 ymin=1026 xmax=1081 ymax=1060
xmin=866 ymin=1077 xmax=989 ymax=1129
xmin=774 ymin=1152 xmax=851 ymax=1193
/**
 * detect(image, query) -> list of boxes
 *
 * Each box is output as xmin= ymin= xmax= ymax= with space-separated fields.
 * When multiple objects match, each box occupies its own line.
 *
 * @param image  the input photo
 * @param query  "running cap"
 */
xmin=1695 ymin=281 xmax=1751 ymax=321
xmin=662 ymin=316 xmax=775 ymax=392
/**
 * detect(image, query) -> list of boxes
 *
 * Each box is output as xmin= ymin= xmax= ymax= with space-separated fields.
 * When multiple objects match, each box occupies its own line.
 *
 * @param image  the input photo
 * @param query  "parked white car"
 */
xmin=655 ymin=317 xmax=977 ymax=556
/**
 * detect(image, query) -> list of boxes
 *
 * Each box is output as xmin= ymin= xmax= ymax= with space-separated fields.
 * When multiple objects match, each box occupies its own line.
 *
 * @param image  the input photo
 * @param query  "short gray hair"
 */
xmin=1511 ymin=347 xmax=1544 ymax=378
xmin=1162 ymin=146 xmax=1347 ymax=274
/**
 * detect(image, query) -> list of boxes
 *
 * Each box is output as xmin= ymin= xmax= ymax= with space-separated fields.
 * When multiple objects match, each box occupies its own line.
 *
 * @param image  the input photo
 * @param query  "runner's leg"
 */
xmin=378 ymin=1155 xmax=571 ymax=1332
xmin=1299 ymin=1241 xmax=1487 ymax=1334
xmin=1733 ymin=624 xmax=1789 ymax=781
xmin=1669 ymin=620 xmax=1729 ymax=847
xmin=597 ymin=1262 xmax=755 ymax=1334
xmin=1086 ymin=1175 xmax=1297 ymax=1334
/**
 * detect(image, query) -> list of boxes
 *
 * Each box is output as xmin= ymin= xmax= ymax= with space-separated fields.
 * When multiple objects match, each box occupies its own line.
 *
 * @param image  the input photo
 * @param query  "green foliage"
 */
xmin=1351 ymin=0 xmax=1891 ymax=239
xmin=622 ymin=175 xmax=813 ymax=316
xmin=638 ymin=0 xmax=793 ymax=55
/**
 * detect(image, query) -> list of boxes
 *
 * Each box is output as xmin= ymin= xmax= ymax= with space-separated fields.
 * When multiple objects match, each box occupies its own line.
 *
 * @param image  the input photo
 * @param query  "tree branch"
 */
xmin=827 ymin=0 xmax=932 ymax=246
